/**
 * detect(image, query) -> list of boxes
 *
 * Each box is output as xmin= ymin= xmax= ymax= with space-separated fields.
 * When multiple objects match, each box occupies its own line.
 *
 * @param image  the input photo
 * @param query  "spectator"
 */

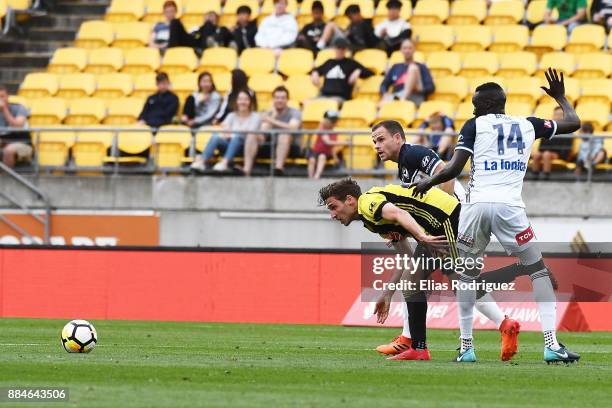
xmin=215 ymin=69 xmax=258 ymax=124
xmin=374 ymin=0 xmax=411 ymax=55
xmin=591 ymin=0 xmax=612 ymax=31
xmin=149 ymin=0 xmax=177 ymax=52
xmin=544 ymin=0 xmax=587 ymax=33
xmin=0 ymin=85 xmax=31 ymax=168
xmin=296 ymin=1 xmax=326 ymax=53
xmin=317 ymin=5 xmax=378 ymax=51
xmin=308 ymin=110 xmax=346 ymax=179
xmin=138 ymin=72 xmax=179 ymax=128
xmin=311 ymin=37 xmax=374 ymax=102
xmin=416 ymin=112 xmax=454 ymax=161
xmin=254 ymin=0 xmax=298 ymax=50
xmin=575 ymin=122 xmax=607 ymax=179
xmin=232 ymin=5 xmax=257 ymax=53
xmin=530 ymin=106 xmax=575 ymax=180
xmin=379 ymin=39 xmax=433 ymax=107
xmin=243 ymin=86 xmax=301 ymax=176
xmin=169 ymin=11 xmax=233 ymax=52
xmin=191 ymin=89 xmax=260 ymax=172
xmin=181 ymin=72 xmax=222 ymax=128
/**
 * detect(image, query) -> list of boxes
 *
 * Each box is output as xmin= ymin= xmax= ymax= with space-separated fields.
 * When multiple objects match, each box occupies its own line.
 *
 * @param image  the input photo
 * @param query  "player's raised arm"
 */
xmin=540 ymin=68 xmax=580 ymax=135
xmin=410 ymin=150 xmax=471 ymax=197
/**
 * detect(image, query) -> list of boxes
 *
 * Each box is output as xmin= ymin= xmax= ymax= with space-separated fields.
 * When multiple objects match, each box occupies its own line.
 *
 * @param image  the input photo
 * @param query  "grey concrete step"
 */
xmin=28 ymin=14 xmax=100 ymax=29
xmin=27 ymin=27 xmax=77 ymax=42
xmin=0 ymin=39 xmax=71 ymax=53
xmin=0 ymin=67 xmax=44 ymax=83
xmin=54 ymin=1 xmax=109 ymax=15
xmin=0 ymin=53 xmax=51 ymax=68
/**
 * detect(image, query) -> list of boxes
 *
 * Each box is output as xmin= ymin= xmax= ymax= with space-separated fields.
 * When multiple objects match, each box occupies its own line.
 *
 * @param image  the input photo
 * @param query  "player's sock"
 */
xmin=457 ymin=274 xmax=476 ymax=352
xmin=406 ymin=291 xmax=427 ymax=350
xmin=460 ymin=336 xmax=473 ymax=351
xmin=544 ymin=330 xmax=560 ymax=350
xmin=401 ymin=300 xmax=411 ymax=338
xmin=474 ymin=293 xmax=505 ymax=328
xmin=530 ymin=268 xmax=560 ymax=350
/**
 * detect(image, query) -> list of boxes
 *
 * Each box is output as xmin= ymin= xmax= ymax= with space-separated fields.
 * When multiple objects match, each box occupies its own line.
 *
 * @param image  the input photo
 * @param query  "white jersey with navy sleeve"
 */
xmin=455 ymin=114 xmax=557 ymax=207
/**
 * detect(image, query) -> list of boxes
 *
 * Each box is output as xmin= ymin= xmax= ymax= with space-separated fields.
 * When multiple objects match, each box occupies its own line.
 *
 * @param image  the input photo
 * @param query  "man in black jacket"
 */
xmin=138 ymin=72 xmax=179 ymax=128
xmin=232 ymin=5 xmax=257 ymax=53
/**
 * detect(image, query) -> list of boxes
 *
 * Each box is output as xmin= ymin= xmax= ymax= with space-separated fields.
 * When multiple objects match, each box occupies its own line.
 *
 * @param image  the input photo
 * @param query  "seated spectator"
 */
xmin=254 ymin=0 xmax=298 ymax=50
xmin=317 ymin=4 xmax=378 ymax=51
xmin=575 ymin=122 xmax=607 ymax=179
xmin=308 ymin=110 xmax=346 ymax=179
xmin=169 ymin=11 xmax=233 ymax=52
xmin=311 ymin=38 xmax=374 ymax=102
xmin=191 ymin=90 xmax=260 ymax=172
xmin=232 ymin=5 xmax=257 ymax=53
xmin=530 ymin=106 xmax=575 ymax=180
xmin=138 ymin=72 xmax=179 ymax=128
xmin=591 ymin=0 xmax=612 ymax=31
xmin=149 ymin=0 xmax=177 ymax=52
xmin=375 ymin=0 xmax=411 ymax=55
xmin=214 ymin=69 xmax=258 ymax=124
xmin=181 ymin=72 xmax=222 ymax=129
xmin=243 ymin=86 xmax=301 ymax=176
xmin=0 ymin=85 xmax=31 ymax=168
xmin=416 ymin=112 xmax=454 ymax=161
xmin=544 ymin=0 xmax=587 ymax=33
xmin=296 ymin=1 xmax=326 ymax=53
xmin=379 ymin=39 xmax=434 ymax=107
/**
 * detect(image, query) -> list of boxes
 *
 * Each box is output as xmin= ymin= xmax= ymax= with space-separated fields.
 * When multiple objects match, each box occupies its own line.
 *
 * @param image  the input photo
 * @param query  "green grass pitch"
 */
xmin=0 ymin=318 xmax=610 ymax=407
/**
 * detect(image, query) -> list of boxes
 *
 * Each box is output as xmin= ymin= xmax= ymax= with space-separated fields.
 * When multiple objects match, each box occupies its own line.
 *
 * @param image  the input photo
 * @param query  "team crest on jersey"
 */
xmin=369 ymin=201 xmax=376 ymax=213
xmin=457 ymin=233 xmax=474 ymax=248
xmin=515 ymin=226 xmax=535 ymax=246
xmin=544 ymin=120 xmax=552 ymax=129
xmin=401 ymin=167 xmax=409 ymax=180
xmin=422 ymin=156 xmax=431 ymax=168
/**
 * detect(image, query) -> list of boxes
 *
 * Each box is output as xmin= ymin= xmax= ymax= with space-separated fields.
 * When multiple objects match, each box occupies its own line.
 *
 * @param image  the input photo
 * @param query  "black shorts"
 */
xmin=414 ymin=204 xmax=460 ymax=277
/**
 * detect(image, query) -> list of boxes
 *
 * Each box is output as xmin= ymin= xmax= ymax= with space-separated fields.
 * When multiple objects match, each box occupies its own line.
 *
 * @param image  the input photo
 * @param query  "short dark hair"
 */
xmin=237 ymin=5 xmax=251 ymax=15
xmin=345 ymin=4 xmax=361 ymax=16
xmin=163 ymin=0 xmax=177 ymax=10
xmin=312 ymin=1 xmax=324 ymax=12
xmin=272 ymin=85 xmax=289 ymax=98
xmin=372 ymin=120 xmax=406 ymax=141
xmin=318 ymin=178 xmax=362 ymax=206
xmin=473 ymin=82 xmax=506 ymax=116
xmin=156 ymin=72 xmax=169 ymax=83
xmin=386 ymin=0 xmax=403 ymax=9
xmin=581 ymin=122 xmax=594 ymax=133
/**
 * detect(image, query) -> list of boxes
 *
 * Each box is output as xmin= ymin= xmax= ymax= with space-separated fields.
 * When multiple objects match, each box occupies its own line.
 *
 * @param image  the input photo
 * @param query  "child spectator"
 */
xmin=169 ymin=11 xmax=232 ymax=52
xmin=575 ymin=122 xmax=607 ymax=179
xmin=308 ymin=110 xmax=346 ymax=179
xmin=149 ymin=0 xmax=177 ymax=52
xmin=181 ymin=72 xmax=222 ymax=128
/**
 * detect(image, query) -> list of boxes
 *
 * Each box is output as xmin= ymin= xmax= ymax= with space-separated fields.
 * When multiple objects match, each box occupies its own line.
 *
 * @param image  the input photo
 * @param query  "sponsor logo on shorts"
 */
xmin=515 ymin=226 xmax=535 ymax=246
xmin=457 ymin=233 xmax=474 ymax=248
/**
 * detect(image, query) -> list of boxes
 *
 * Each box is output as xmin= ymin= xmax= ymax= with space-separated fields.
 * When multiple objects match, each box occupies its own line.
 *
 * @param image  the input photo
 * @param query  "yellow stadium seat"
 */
xmin=415 ymin=100 xmax=455 ymax=127
xmin=278 ymin=48 xmax=315 ymax=76
xmin=75 ymin=20 xmax=114 ymax=49
xmin=338 ymin=100 xmax=377 ymax=128
xmin=181 ymin=0 xmax=221 ymax=28
xmin=354 ymin=75 xmax=383 ymax=101
xmin=105 ymin=0 xmax=145 ymax=22
xmin=105 ymin=97 xmax=145 ymax=125
xmin=123 ymin=47 xmax=161 ymax=74
xmin=194 ymin=128 xmax=218 ymax=152
xmin=95 ymin=73 xmax=134 ymax=100
xmin=73 ymin=127 xmax=115 ymax=168
xmin=132 ymin=73 xmax=157 ymax=99
xmin=113 ymin=22 xmax=152 ymax=49
xmin=389 ymin=50 xmax=425 ymax=65
xmin=505 ymin=102 xmax=533 ymax=117
xmin=537 ymin=52 xmax=576 ymax=77
xmin=505 ymin=77 xmax=542 ymax=105
xmin=18 ymin=72 xmax=58 ymax=98
xmin=536 ymin=75 xmax=580 ymax=103
xmin=454 ymin=101 xmax=474 ymax=128
xmin=430 ymin=76 xmax=468 ymax=104
xmin=170 ymin=72 xmax=198 ymax=102
xmin=335 ymin=0 xmax=374 ymax=29
xmin=248 ymin=73 xmax=284 ymax=111
xmin=153 ymin=125 xmax=192 ymax=168
xmin=221 ymin=0 xmax=260 ymax=27
xmin=573 ymin=53 xmax=612 ymax=79
xmin=47 ymin=47 xmax=87 ymax=73
xmin=198 ymin=47 xmax=237 ymax=74
xmin=342 ymin=132 xmax=378 ymax=170
xmin=160 ymin=46 xmax=198 ymax=74
xmin=143 ymin=0 xmax=183 ymax=23
xmin=447 ymin=0 xmax=486 ymax=25
xmin=213 ymin=72 xmax=231 ymax=93
xmin=284 ymin=75 xmax=319 ymax=104
xmin=29 ymin=98 xmax=67 ymax=125
xmin=65 ymin=98 xmax=107 ymax=125
xmin=485 ymin=0 xmax=524 ymax=25
xmin=85 ymin=47 xmax=124 ymax=74
xmin=353 ymin=48 xmax=387 ymax=75
xmin=57 ymin=73 xmax=96 ymax=99
xmin=111 ymin=125 xmax=153 ymax=164
xmin=426 ymin=51 xmax=461 ymax=78
xmin=566 ymin=24 xmax=606 ymax=53
xmin=525 ymin=25 xmax=567 ymax=56
xmin=451 ymin=25 xmax=492 ymax=52
xmin=373 ymin=0 xmax=411 ymax=25
xmin=412 ymin=0 xmax=449 ymax=25
xmin=459 ymin=52 xmax=499 ymax=78
xmin=533 ymin=102 xmax=558 ymax=119
xmin=497 ymin=52 xmax=537 ymax=78
xmin=302 ymin=98 xmax=339 ymax=128
xmin=376 ymin=100 xmax=416 ymax=128
xmin=578 ymin=79 xmax=612 ymax=106
xmin=575 ymin=103 xmax=609 ymax=130
xmin=526 ymin=0 xmax=557 ymax=24
xmin=413 ymin=25 xmax=454 ymax=52
xmin=239 ymin=48 xmax=276 ymax=76
xmin=35 ymin=129 xmax=75 ymax=167
xmin=468 ymin=76 xmax=506 ymax=94
xmin=490 ymin=25 xmax=529 ymax=53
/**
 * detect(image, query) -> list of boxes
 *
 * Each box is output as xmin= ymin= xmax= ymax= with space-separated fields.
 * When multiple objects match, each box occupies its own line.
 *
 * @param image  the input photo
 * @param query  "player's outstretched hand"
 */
xmin=374 ymin=294 xmax=391 ymax=324
xmin=541 ymin=67 xmax=565 ymax=100
xmin=409 ymin=178 xmax=433 ymax=198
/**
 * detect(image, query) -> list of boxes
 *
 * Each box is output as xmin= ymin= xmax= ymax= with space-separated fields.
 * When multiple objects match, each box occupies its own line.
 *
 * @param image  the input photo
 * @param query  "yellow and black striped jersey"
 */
xmin=357 ymin=184 xmax=459 ymax=239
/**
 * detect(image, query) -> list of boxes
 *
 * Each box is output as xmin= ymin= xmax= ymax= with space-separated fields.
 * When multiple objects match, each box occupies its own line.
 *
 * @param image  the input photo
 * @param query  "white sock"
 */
xmin=401 ymin=301 xmax=411 ymax=338
xmin=457 ymin=286 xmax=476 ymax=352
xmin=316 ymin=39 xmax=326 ymax=49
xmin=475 ymin=293 xmax=505 ymax=328
xmin=532 ymin=274 xmax=559 ymax=349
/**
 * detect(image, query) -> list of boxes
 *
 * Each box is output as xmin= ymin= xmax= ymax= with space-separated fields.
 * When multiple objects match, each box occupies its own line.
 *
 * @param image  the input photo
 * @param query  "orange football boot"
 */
xmin=387 ymin=347 xmax=431 ymax=361
xmin=499 ymin=316 xmax=521 ymax=361
xmin=375 ymin=335 xmax=412 ymax=355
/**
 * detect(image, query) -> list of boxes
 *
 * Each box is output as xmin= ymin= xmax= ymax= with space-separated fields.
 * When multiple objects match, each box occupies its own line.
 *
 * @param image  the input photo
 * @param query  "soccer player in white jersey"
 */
xmin=411 ymin=68 xmax=581 ymax=364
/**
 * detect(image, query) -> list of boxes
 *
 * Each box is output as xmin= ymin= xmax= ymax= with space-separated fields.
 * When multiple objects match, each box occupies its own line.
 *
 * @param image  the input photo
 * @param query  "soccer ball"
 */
xmin=61 ymin=320 xmax=97 ymax=353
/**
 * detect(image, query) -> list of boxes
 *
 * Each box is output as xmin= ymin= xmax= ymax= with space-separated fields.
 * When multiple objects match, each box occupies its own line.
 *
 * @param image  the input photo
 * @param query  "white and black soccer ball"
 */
xmin=61 ymin=320 xmax=97 ymax=353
